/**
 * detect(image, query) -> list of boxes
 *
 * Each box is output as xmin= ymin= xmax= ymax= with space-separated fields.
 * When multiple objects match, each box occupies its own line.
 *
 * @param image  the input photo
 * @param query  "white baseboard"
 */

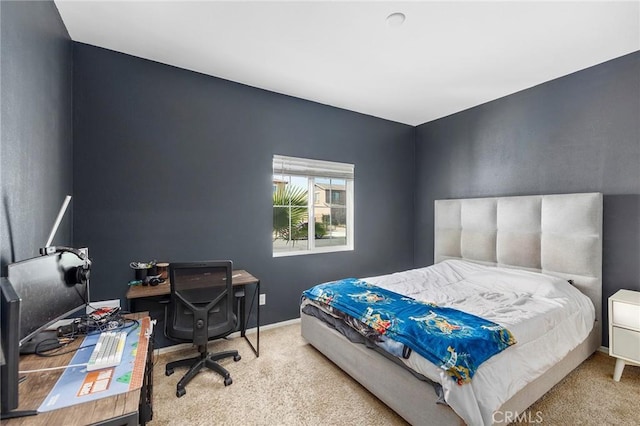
xmin=598 ymin=345 xmax=609 ymax=354
xmin=157 ymin=317 xmax=301 ymax=355
xmin=240 ymin=317 xmax=300 ymax=336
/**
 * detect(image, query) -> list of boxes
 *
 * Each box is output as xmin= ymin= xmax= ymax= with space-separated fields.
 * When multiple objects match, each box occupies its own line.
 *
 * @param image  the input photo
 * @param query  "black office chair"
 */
xmin=164 ymin=260 xmax=241 ymax=397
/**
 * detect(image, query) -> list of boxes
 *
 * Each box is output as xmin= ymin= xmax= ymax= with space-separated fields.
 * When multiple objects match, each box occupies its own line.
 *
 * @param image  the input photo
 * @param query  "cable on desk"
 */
xmin=19 ymin=363 xmax=89 ymax=374
xmin=35 ymin=314 xmax=139 ymax=358
xmin=34 ymin=338 xmax=81 ymax=357
xmin=122 ymin=317 xmax=140 ymax=336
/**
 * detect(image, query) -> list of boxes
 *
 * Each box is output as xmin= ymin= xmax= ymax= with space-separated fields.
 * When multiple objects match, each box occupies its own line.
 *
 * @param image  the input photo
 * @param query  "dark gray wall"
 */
xmin=72 ymin=44 xmax=415 ymax=330
xmin=0 ymin=1 xmax=73 ymax=273
xmin=414 ymin=52 xmax=640 ymax=345
xmin=4 ymin=1 xmax=636 ymax=350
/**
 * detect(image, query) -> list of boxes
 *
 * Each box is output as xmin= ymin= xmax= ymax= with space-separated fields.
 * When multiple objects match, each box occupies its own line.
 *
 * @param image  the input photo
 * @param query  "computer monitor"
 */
xmin=7 ymin=252 xmax=89 ymax=352
xmin=1 ymin=278 xmax=21 ymax=415
xmin=0 ymin=278 xmax=37 ymax=420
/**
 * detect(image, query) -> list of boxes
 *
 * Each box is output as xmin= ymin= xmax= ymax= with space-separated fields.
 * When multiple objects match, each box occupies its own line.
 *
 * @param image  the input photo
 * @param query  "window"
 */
xmin=273 ymin=155 xmax=354 ymax=256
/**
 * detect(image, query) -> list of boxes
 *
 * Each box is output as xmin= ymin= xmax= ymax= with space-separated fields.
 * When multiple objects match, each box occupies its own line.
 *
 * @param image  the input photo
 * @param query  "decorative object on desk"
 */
xmin=156 ymin=262 xmax=169 ymax=280
xmin=148 ymin=260 xmax=158 ymax=276
xmin=130 ymin=261 xmax=153 ymax=284
xmin=130 ymin=261 xmax=153 ymax=269
xmin=147 ymin=275 xmax=164 ymax=287
xmin=129 ymin=272 xmax=165 ymax=287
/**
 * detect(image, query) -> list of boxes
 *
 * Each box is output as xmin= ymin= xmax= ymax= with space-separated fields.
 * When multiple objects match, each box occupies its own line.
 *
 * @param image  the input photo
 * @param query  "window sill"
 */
xmin=273 ymin=245 xmax=354 ymax=258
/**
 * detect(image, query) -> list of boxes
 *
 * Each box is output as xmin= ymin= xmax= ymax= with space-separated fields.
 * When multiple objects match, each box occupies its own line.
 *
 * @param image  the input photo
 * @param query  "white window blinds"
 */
xmin=273 ymin=155 xmax=354 ymax=180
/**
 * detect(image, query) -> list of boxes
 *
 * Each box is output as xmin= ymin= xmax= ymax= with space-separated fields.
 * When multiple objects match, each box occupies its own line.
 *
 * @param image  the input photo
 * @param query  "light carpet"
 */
xmin=151 ymin=323 xmax=639 ymax=425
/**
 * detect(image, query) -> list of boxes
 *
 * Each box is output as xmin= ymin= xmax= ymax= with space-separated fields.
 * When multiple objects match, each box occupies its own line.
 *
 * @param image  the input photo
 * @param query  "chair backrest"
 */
xmin=165 ymin=260 xmax=235 ymax=346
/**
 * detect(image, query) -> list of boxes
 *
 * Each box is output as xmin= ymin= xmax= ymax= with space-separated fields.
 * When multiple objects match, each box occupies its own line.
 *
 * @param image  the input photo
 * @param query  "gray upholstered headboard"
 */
xmin=434 ymin=193 xmax=603 ymax=327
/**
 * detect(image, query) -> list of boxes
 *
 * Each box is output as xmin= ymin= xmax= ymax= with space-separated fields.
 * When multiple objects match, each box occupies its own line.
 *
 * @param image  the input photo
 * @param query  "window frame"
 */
xmin=272 ymin=155 xmax=354 ymax=257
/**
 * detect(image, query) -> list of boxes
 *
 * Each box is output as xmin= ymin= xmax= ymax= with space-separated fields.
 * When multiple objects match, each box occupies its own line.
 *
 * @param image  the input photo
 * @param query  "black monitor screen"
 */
xmin=7 ymin=252 xmax=88 ymax=345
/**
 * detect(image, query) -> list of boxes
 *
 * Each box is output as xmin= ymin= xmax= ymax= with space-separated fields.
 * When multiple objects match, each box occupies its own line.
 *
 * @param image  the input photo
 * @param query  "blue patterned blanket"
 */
xmin=302 ymin=278 xmax=516 ymax=384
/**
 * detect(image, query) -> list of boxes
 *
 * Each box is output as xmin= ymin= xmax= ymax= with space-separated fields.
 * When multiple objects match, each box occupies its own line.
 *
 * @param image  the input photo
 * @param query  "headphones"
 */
xmin=40 ymin=246 xmax=92 ymax=286
xmin=148 ymin=276 xmax=163 ymax=286
xmin=68 ymin=263 xmax=91 ymax=286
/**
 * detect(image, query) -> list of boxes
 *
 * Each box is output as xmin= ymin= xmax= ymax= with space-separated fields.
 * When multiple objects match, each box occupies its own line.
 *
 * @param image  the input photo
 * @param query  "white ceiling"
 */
xmin=54 ymin=1 xmax=640 ymax=126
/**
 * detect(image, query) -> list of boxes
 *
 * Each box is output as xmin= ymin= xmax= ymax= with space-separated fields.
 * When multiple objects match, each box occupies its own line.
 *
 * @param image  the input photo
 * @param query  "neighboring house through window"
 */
xmin=272 ymin=155 xmax=354 ymax=256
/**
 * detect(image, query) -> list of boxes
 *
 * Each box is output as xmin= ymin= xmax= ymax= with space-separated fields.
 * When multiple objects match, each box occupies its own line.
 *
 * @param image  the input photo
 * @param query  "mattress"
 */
xmin=301 ymin=259 xmax=595 ymax=425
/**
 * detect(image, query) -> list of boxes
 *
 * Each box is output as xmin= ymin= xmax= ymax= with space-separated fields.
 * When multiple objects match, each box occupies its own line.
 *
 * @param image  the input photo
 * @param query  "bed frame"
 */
xmin=301 ymin=192 xmax=602 ymax=425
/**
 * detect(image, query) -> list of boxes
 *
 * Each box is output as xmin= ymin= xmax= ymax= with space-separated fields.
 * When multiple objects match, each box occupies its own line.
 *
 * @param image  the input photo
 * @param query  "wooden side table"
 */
xmin=608 ymin=289 xmax=640 ymax=381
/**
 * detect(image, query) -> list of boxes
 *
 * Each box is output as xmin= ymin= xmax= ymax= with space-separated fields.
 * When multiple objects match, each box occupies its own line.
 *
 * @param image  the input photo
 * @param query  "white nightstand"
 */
xmin=608 ymin=289 xmax=640 ymax=381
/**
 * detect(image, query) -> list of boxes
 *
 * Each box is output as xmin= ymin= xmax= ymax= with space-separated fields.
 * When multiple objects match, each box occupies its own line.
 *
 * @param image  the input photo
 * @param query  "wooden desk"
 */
xmin=126 ymin=269 xmax=261 ymax=357
xmin=5 ymin=312 xmax=153 ymax=426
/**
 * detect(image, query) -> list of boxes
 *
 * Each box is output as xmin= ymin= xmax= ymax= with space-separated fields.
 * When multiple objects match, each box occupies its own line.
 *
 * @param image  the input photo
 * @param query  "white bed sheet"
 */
xmin=357 ymin=259 xmax=595 ymax=426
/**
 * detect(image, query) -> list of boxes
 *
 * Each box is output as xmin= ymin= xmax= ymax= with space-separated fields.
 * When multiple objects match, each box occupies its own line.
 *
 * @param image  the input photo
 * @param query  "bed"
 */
xmin=300 ymin=192 xmax=602 ymax=425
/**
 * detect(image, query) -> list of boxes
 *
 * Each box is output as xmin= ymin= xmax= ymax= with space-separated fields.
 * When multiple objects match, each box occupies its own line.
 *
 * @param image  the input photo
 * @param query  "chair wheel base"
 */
xmin=166 ymin=349 xmax=239 ymax=395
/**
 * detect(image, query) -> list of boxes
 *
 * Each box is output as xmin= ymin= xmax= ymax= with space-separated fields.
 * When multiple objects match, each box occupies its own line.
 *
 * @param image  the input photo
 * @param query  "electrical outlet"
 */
xmin=259 ymin=293 xmax=266 ymax=305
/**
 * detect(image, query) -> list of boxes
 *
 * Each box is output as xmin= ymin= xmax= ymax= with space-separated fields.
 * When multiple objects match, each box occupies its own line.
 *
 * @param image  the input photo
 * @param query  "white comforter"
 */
xmin=362 ymin=259 xmax=595 ymax=426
